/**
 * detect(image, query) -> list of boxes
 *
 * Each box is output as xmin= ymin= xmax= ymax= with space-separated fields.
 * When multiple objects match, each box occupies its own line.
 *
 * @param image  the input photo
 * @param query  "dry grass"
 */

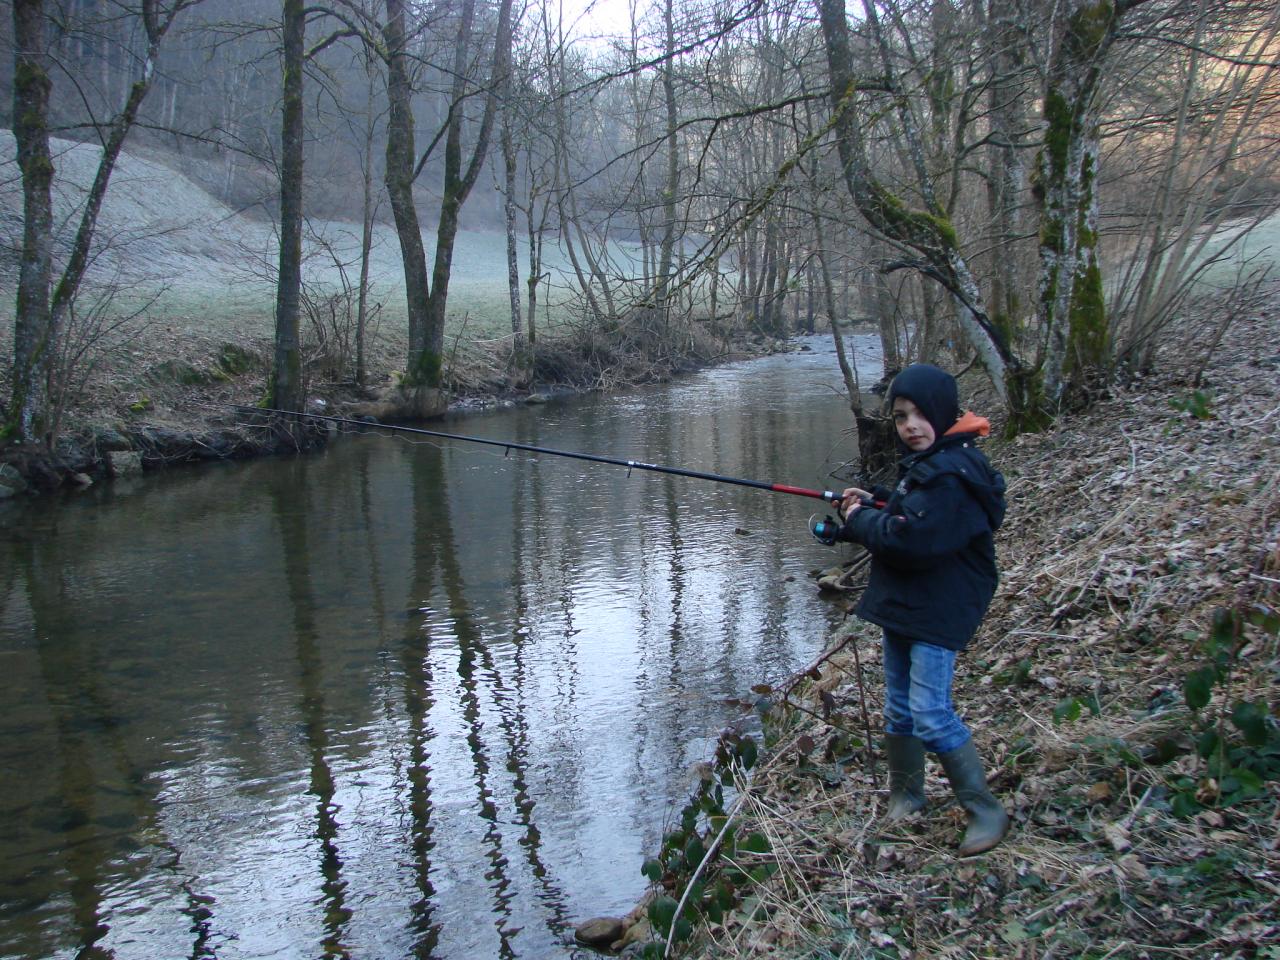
xmin=655 ymin=285 xmax=1280 ymax=960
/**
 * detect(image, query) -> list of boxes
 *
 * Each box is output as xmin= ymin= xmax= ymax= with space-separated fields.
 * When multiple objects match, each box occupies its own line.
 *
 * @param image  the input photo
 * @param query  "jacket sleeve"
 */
xmin=842 ymin=474 xmax=989 ymax=569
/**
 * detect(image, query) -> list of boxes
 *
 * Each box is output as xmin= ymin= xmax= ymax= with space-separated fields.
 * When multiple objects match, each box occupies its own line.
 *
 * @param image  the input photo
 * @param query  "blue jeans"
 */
xmin=882 ymin=631 xmax=971 ymax=754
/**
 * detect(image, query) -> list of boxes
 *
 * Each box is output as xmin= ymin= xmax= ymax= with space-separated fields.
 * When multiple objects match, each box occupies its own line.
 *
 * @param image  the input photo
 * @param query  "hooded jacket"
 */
xmin=841 ymin=366 xmax=1006 ymax=650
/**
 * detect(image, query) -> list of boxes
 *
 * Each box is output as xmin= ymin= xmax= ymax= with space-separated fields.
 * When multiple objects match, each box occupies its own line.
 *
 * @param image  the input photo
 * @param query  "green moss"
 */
xmin=870 ymin=185 xmax=958 ymax=250
xmin=928 ymin=212 xmax=959 ymax=249
xmin=1041 ymin=220 xmax=1064 ymax=254
xmin=403 ymin=349 xmax=443 ymax=389
xmin=992 ymin=312 xmax=1016 ymax=346
xmin=1043 ymin=90 xmax=1073 ymax=181
xmin=217 ymin=344 xmax=259 ymax=377
xmin=1064 ymin=1 xmax=1115 ymax=62
xmin=129 ymin=397 xmax=153 ymax=413
xmin=145 ymin=360 xmax=210 ymax=386
xmin=1066 ymin=259 xmax=1107 ymax=375
xmin=1041 ymin=263 xmax=1059 ymax=315
xmin=13 ymin=59 xmax=51 ymax=95
xmin=1003 ymin=367 xmax=1053 ymax=436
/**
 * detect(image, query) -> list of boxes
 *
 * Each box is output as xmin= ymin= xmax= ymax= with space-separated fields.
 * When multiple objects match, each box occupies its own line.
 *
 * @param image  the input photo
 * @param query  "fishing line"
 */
xmin=234 ymin=404 xmax=848 ymax=505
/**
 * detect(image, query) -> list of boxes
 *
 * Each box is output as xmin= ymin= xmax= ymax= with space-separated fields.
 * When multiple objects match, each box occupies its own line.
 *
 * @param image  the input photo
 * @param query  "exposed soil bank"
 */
xmin=0 ymin=324 xmax=802 ymax=498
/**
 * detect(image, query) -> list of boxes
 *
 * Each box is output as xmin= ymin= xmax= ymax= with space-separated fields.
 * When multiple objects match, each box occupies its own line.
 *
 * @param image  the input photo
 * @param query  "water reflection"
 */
xmin=0 ymin=335 xmax=879 ymax=958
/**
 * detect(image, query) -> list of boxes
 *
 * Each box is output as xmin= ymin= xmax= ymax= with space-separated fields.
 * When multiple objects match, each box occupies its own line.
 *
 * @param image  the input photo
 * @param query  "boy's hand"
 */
xmin=840 ymin=486 xmax=872 ymax=520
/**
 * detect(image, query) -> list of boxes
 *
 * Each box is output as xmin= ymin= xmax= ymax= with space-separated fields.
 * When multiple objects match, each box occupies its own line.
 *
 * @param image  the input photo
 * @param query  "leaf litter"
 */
xmin=661 ymin=288 xmax=1280 ymax=960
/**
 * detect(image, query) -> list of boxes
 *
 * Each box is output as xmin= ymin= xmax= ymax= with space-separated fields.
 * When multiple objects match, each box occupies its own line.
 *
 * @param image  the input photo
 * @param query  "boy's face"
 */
xmin=892 ymin=397 xmax=935 ymax=451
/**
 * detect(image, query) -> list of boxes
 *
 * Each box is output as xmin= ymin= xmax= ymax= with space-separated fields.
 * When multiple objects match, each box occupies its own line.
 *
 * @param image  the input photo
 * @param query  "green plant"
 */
xmin=1052 ymin=693 xmax=1101 ymax=724
xmin=639 ymin=729 xmax=769 ymax=955
xmin=1172 ymin=606 xmax=1280 ymax=816
xmin=1169 ymin=389 xmax=1215 ymax=420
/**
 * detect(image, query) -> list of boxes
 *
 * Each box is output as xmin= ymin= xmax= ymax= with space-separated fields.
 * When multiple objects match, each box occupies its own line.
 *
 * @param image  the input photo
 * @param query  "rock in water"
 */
xmin=574 ymin=916 xmax=625 ymax=948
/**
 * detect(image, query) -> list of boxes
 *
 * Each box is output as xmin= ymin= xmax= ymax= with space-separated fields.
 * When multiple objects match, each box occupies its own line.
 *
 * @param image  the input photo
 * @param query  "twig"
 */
xmin=663 ymin=766 xmax=753 ymax=959
xmin=848 ymin=633 xmax=880 ymax=790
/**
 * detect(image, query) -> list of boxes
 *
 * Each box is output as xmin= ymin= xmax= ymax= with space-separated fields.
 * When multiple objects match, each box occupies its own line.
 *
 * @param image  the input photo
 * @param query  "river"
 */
xmin=0 ymin=334 xmax=881 ymax=959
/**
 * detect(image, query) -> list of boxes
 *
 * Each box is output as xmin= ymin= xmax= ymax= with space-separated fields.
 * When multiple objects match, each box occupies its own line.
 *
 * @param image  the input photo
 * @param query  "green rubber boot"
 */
xmin=883 ymin=734 xmax=927 ymax=821
xmin=936 ymin=740 xmax=1009 ymax=856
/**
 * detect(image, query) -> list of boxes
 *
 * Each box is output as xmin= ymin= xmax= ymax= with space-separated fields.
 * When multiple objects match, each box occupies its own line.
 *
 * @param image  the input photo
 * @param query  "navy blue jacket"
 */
xmin=840 ymin=431 xmax=1005 ymax=650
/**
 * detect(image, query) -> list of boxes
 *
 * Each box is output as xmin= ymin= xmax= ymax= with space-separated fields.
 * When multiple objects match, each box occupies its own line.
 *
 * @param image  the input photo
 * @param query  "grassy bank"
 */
xmin=629 ymin=285 xmax=1280 ymax=959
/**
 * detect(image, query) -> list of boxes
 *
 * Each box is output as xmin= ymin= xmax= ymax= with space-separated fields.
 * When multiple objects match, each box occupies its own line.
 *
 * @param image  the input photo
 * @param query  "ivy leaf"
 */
xmin=641 ymin=858 xmax=663 ymax=882
xmin=648 ymin=895 xmax=678 ymax=935
xmin=1246 ymin=604 xmax=1279 ymax=635
xmin=1170 ymin=790 xmax=1201 ymax=818
xmin=1222 ymin=767 xmax=1263 ymax=802
xmin=741 ymin=832 xmax=770 ymax=854
xmin=1053 ymin=697 xmax=1082 ymax=724
xmin=1209 ymin=607 xmax=1241 ymax=662
xmin=684 ymin=835 xmax=706 ymax=870
xmin=1196 ymin=728 xmax=1221 ymax=760
xmin=672 ymin=917 xmax=693 ymax=943
xmin=1230 ymin=700 xmax=1270 ymax=747
xmin=1183 ymin=668 xmax=1215 ymax=711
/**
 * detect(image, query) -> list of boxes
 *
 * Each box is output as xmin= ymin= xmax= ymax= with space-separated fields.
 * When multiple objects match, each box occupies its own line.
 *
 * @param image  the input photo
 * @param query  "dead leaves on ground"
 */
xmin=682 ymin=301 xmax=1280 ymax=959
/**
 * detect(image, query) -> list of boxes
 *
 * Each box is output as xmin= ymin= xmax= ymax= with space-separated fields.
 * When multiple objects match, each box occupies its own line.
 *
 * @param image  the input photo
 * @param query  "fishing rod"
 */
xmin=237 ymin=404 xmax=848 ymax=505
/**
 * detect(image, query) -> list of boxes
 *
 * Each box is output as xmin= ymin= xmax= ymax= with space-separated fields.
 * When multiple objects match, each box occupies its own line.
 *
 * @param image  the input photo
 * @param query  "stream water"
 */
xmin=0 ymin=335 xmax=881 ymax=959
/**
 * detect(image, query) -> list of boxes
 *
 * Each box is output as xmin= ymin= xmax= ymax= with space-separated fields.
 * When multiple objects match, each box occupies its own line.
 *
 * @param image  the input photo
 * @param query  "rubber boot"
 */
xmin=936 ymin=740 xmax=1009 ymax=856
xmin=883 ymin=734 xmax=927 ymax=821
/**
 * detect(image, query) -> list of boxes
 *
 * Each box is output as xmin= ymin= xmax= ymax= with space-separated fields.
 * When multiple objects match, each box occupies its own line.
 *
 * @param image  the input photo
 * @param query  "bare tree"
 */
xmin=270 ymin=0 xmax=306 ymax=412
xmin=8 ymin=0 xmax=193 ymax=448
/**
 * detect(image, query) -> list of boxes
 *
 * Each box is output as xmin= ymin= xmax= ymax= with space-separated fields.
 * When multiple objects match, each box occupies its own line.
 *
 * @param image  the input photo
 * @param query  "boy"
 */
xmin=836 ymin=363 xmax=1009 ymax=856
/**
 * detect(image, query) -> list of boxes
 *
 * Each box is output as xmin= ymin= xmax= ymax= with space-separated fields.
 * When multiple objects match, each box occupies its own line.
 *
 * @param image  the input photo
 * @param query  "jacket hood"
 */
xmin=900 ymin=434 xmax=1006 ymax=531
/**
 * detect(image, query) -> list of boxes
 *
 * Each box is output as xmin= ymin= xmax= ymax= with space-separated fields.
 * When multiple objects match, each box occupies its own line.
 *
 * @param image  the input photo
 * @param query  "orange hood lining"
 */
xmin=944 ymin=410 xmax=990 ymax=437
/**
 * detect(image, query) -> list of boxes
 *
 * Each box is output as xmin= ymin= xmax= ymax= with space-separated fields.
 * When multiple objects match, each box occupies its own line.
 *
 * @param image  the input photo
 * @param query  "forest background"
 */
xmin=1 ymin=0 xmax=1279 ymax=472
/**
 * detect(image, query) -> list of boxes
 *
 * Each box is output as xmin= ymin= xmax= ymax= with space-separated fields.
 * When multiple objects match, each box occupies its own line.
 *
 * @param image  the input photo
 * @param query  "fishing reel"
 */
xmin=809 ymin=496 xmax=880 ymax=545
xmin=810 ymin=514 xmax=844 ymax=546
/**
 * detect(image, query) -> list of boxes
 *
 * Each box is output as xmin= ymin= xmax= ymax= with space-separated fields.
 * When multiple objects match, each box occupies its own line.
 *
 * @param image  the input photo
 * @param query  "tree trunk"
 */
xmin=270 ymin=0 xmax=305 ymax=412
xmin=382 ymin=0 xmax=432 ymax=389
xmin=502 ymin=106 xmax=527 ymax=386
xmin=523 ymin=175 xmax=544 ymax=348
xmin=355 ymin=57 xmax=379 ymax=388
xmin=9 ymin=0 xmax=176 ymax=446
xmin=419 ymin=0 xmax=513 ymax=388
xmin=983 ymin=0 xmax=1030 ymax=345
xmin=814 ymin=214 xmax=860 ymax=409
xmin=818 ymin=0 xmax=1020 ymax=411
xmin=652 ymin=0 xmax=680 ymax=327
xmin=9 ymin=0 xmax=56 ymax=446
xmin=1037 ymin=0 xmax=1150 ymax=403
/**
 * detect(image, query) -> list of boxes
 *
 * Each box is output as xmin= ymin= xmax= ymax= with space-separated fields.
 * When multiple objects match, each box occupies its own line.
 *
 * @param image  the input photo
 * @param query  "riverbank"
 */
xmin=0 ymin=320 xmax=798 ymax=497
xmin=626 ymin=286 xmax=1280 ymax=957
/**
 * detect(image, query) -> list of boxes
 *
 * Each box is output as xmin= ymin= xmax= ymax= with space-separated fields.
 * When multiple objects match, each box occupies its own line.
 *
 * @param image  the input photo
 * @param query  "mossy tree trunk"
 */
xmin=269 ymin=0 xmax=305 ymax=412
xmin=415 ymin=0 xmax=513 ymax=390
xmin=1036 ymin=0 xmax=1149 ymax=404
xmin=651 ymin=0 xmax=681 ymax=330
xmin=817 ymin=0 xmax=1021 ymax=414
xmin=381 ymin=0 xmax=432 ymax=388
xmin=500 ymin=92 xmax=527 ymax=388
xmin=983 ymin=1 xmax=1032 ymax=345
xmin=9 ymin=0 xmax=56 ymax=447
xmin=8 ymin=0 xmax=179 ymax=447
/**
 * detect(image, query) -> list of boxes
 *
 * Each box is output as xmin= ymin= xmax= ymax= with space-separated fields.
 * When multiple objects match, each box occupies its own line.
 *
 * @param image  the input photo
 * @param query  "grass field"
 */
xmin=0 ymin=130 xmax=654 ymax=352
